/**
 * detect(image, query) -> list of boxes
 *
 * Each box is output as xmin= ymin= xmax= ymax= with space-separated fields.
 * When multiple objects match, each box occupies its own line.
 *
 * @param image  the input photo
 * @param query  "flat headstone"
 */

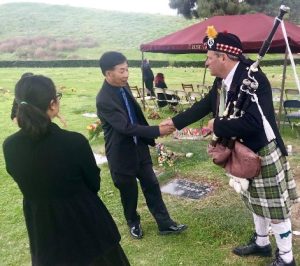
xmin=161 ymin=179 xmax=212 ymax=199
xmin=82 ymin=113 xmax=98 ymax=118
xmin=93 ymin=153 xmax=107 ymax=165
xmin=293 ymin=231 xmax=300 ymax=236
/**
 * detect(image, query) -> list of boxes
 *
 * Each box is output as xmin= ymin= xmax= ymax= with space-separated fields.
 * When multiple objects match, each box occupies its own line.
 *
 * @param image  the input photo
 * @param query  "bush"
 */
xmin=0 ymin=36 xmax=99 ymax=59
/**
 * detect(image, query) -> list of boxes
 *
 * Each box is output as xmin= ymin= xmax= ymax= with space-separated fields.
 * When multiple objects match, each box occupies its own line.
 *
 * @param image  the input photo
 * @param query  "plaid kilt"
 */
xmin=241 ymin=140 xmax=299 ymax=220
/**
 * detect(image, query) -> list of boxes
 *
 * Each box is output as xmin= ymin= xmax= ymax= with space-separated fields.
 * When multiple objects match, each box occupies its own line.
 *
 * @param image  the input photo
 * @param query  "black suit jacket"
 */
xmin=96 ymin=80 xmax=160 ymax=175
xmin=173 ymin=61 xmax=287 ymax=155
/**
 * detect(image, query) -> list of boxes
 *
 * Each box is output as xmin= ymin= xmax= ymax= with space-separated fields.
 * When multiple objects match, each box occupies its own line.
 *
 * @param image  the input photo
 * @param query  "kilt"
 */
xmin=241 ymin=140 xmax=299 ymax=220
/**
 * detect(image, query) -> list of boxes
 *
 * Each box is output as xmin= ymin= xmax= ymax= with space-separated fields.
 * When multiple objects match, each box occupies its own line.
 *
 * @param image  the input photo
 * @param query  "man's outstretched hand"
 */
xmin=159 ymin=118 xmax=176 ymax=136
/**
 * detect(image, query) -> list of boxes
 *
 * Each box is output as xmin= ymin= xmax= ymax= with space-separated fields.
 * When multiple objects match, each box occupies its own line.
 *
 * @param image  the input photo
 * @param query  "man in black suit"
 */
xmin=161 ymin=27 xmax=298 ymax=266
xmin=96 ymin=51 xmax=187 ymax=239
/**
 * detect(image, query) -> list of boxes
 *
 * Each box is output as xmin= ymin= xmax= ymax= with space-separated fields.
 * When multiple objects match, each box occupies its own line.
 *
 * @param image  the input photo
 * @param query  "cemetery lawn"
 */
xmin=0 ymin=67 xmax=299 ymax=266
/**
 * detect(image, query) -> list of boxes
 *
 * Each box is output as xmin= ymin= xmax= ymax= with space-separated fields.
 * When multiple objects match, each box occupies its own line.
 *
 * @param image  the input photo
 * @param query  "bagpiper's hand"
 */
xmin=159 ymin=118 xmax=174 ymax=127
xmin=207 ymin=119 xmax=215 ymax=132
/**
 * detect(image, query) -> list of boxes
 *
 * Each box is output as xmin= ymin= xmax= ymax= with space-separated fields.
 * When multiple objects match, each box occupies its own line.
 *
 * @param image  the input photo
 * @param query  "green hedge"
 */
xmin=0 ymin=59 xmax=299 ymax=68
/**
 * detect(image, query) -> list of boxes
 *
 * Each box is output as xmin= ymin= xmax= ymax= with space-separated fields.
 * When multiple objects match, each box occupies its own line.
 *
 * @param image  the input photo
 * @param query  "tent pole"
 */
xmin=202 ymin=63 xmax=207 ymax=86
xmin=277 ymin=47 xmax=288 ymax=129
xmin=141 ymin=52 xmax=145 ymax=111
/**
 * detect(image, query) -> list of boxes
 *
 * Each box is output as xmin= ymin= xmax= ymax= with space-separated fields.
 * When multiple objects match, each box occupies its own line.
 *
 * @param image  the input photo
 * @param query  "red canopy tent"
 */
xmin=140 ymin=13 xmax=300 ymax=54
xmin=140 ymin=13 xmax=300 ymax=125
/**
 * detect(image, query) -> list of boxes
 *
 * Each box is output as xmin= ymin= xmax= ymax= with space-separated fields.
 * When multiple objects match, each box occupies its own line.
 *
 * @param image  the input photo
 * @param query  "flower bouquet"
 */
xmin=87 ymin=120 xmax=102 ymax=141
xmin=173 ymin=127 xmax=211 ymax=140
xmin=147 ymin=111 xmax=161 ymax=120
xmin=155 ymin=143 xmax=176 ymax=167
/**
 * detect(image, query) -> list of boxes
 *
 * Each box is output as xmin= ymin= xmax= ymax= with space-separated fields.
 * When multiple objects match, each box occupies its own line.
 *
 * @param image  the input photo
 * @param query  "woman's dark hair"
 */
xmin=15 ymin=75 xmax=57 ymax=138
xmin=154 ymin=73 xmax=165 ymax=84
xmin=10 ymin=72 xmax=34 ymax=120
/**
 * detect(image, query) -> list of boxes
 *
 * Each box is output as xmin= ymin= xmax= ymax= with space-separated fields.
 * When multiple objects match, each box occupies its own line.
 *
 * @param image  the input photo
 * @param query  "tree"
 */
xmin=169 ymin=0 xmax=198 ymax=19
xmin=169 ymin=0 xmax=300 ymax=23
xmin=263 ymin=0 xmax=300 ymax=24
xmin=196 ymin=0 xmax=250 ymax=18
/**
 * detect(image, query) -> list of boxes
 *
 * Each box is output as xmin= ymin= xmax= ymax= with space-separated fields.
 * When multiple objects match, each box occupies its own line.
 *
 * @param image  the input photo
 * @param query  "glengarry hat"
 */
xmin=203 ymin=26 xmax=243 ymax=56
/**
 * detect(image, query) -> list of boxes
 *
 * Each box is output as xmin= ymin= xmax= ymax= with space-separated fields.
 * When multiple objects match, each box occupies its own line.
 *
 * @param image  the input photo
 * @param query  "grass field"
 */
xmin=0 ymin=66 xmax=299 ymax=266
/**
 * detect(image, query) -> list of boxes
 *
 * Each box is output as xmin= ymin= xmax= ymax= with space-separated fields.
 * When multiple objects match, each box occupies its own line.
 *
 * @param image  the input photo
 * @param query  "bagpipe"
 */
xmin=207 ymin=5 xmax=290 ymax=193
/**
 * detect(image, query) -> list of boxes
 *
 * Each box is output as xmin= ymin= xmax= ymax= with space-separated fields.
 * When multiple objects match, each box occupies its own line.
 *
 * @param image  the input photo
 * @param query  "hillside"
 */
xmin=0 ymin=3 xmax=198 ymax=61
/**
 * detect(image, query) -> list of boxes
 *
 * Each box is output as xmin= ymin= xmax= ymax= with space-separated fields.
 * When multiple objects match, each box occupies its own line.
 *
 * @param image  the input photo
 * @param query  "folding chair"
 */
xmin=271 ymin=88 xmax=281 ymax=116
xmin=181 ymin=83 xmax=194 ymax=93
xmin=130 ymin=86 xmax=148 ymax=108
xmin=272 ymin=87 xmax=281 ymax=98
xmin=283 ymin=100 xmax=300 ymax=128
xmin=174 ymin=90 xmax=191 ymax=112
xmin=195 ymin=84 xmax=208 ymax=95
xmin=130 ymin=86 xmax=141 ymax=98
xmin=143 ymin=89 xmax=158 ymax=109
xmin=188 ymin=91 xmax=203 ymax=104
xmin=155 ymin=88 xmax=170 ymax=108
xmin=130 ymin=86 xmax=156 ymax=109
xmin=285 ymin=89 xmax=299 ymax=100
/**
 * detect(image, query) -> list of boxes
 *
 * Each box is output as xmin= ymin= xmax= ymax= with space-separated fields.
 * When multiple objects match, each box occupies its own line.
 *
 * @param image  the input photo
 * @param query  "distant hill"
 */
xmin=0 ymin=3 xmax=198 ymax=61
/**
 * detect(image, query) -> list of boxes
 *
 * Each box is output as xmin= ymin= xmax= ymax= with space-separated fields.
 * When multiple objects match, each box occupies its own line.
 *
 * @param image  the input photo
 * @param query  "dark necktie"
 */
xmin=120 ymin=88 xmax=138 ymax=144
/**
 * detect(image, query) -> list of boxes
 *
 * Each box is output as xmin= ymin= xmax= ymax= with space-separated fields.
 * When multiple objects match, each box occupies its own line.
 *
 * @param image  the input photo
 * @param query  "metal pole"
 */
xmin=141 ymin=52 xmax=145 ymax=111
xmin=277 ymin=47 xmax=288 ymax=129
xmin=202 ymin=64 xmax=207 ymax=86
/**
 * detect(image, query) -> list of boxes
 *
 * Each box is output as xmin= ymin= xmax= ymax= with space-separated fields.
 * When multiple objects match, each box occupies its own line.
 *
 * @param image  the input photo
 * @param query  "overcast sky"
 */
xmin=0 ymin=0 xmax=177 ymax=15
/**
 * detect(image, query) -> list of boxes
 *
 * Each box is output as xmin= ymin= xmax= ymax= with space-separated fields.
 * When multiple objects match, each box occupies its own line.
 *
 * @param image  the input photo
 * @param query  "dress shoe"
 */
xmin=232 ymin=233 xmax=272 ymax=257
xmin=159 ymin=224 xmax=187 ymax=235
xmin=129 ymin=224 xmax=143 ymax=239
xmin=269 ymin=249 xmax=296 ymax=266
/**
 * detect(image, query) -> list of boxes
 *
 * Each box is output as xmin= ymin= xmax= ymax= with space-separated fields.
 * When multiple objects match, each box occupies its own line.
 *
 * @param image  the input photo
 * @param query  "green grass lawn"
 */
xmin=0 ymin=67 xmax=299 ymax=265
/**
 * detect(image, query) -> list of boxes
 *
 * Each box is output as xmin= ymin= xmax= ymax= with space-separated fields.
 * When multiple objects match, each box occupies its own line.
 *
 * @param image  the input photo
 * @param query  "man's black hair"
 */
xmin=99 ymin=51 xmax=127 ymax=75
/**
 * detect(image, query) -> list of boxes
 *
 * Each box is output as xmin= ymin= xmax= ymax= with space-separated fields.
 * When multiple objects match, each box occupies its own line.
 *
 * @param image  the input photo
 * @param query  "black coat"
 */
xmin=172 ymin=61 xmax=287 ymax=155
xmin=142 ymin=65 xmax=154 ymax=81
xmin=96 ymin=80 xmax=160 ymax=175
xmin=3 ymin=123 xmax=121 ymax=266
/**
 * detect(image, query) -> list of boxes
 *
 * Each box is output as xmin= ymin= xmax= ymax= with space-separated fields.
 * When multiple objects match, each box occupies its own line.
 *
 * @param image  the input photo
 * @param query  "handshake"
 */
xmin=159 ymin=118 xmax=176 ymax=137
xmin=158 ymin=118 xmax=215 ymax=137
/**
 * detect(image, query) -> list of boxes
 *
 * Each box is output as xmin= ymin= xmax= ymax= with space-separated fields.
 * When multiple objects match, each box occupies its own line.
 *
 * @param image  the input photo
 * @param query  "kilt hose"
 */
xmin=241 ymin=140 xmax=299 ymax=220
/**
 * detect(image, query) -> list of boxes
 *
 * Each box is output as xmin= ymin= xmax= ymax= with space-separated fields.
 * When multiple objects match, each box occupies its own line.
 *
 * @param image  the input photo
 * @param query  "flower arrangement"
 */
xmin=155 ymin=143 xmax=176 ymax=167
xmin=147 ymin=111 xmax=161 ymax=120
xmin=87 ymin=120 xmax=102 ymax=141
xmin=173 ymin=127 xmax=212 ymax=140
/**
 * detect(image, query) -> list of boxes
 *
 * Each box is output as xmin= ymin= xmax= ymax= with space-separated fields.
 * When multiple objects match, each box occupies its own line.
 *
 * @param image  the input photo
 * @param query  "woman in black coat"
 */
xmin=141 ymin=59 xmax=154 ymax=96
xmin=3 ymin=75 xmax=130 ymax=266
xmin=154 ymin=73 xmax=179 ymax=108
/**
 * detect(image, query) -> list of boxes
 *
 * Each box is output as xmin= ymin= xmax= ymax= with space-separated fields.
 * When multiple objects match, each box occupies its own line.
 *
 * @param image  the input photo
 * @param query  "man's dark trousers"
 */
xmin=111 ymin=142 xmax=173 ymax=230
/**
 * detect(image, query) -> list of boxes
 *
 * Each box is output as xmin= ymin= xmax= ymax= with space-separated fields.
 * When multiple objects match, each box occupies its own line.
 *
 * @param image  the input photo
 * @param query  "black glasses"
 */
xmin=56 ymin=92 xmax=62 ymax=100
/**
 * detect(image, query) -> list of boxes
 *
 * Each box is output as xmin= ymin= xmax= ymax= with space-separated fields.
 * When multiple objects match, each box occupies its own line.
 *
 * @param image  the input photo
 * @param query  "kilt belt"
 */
xmin=241 ymin=140 xmax=299 ymax=220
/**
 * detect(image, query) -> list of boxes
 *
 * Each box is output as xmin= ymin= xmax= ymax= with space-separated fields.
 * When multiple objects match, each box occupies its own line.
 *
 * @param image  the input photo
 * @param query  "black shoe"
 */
xmin=269 ymin=249 xmax=296 ymax=266
xmin=129 ymin=224 xmax=143 ymax=239
xmin=159 ymin=224 xmax=187 ymax=235
xmin=232 ymin=233 xmax=272 ymax=257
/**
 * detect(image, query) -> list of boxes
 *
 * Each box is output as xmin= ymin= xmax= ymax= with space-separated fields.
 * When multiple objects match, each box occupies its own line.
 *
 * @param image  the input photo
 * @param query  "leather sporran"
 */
xmin=207 ymin=141 xmax=261 ymax=179
xmin=207 ymin=143 xmax=231 ymax=167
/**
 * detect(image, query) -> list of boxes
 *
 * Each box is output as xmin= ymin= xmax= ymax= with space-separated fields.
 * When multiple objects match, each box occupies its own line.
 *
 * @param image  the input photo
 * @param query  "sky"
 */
xmin=0 ymin=0 xmax=177 ymax=15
